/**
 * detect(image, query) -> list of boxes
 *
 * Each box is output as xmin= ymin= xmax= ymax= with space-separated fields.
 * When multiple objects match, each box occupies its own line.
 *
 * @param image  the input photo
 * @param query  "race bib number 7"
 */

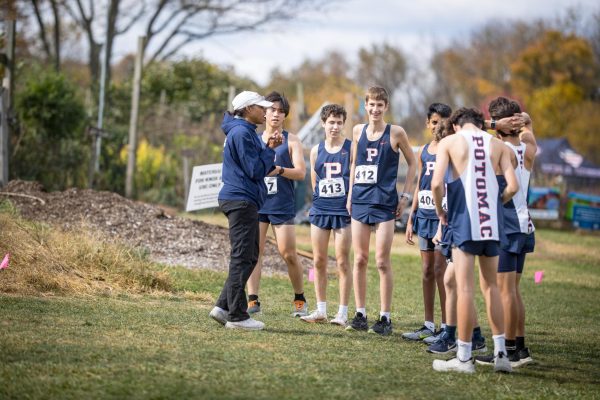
xmin=319 ymin=178 xmax=345 ymax=198
xmin=264 ymin=177 xmax=278 ymax=195
xmin=355 ymin=165 xmax=378 ymax=184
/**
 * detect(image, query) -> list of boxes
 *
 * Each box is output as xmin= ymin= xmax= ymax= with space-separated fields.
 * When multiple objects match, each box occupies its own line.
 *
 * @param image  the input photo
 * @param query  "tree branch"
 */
xmin=30 ymin=0 xmax=53 ymax=61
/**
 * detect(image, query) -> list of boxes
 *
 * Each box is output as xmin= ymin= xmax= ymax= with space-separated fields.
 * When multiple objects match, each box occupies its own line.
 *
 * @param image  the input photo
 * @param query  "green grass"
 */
xmin=1 ymin=229 xmax=600 ymax=399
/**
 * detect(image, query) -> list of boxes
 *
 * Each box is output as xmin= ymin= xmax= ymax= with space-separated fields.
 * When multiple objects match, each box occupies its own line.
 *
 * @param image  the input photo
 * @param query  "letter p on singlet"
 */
xmin=366 ymin=148 xmax=378 ymax=162
xmin=324 ymin=162 xmax=341 ymax=178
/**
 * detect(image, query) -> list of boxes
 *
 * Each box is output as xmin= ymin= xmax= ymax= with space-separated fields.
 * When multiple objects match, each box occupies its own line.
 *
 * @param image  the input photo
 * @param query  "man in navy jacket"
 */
xmin=210 ymin=91 xmax=283 ymax=330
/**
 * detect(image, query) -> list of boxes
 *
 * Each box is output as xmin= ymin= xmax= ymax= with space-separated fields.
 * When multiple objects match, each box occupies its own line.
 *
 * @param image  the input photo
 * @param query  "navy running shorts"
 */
xmin=456 ymin=240 xmax=500 ymax=257
xmin=351 ymin=204 xmax=396 ymax=225
xmin=258 ymin=213 xmax=295 ymax=225
xmin=418 ymin=236 xmax=442 ymax=252
xmin=309 ymin=214 xmax=351 ymax=230
xmin=498 ymin=233 xmax=535 ymax=273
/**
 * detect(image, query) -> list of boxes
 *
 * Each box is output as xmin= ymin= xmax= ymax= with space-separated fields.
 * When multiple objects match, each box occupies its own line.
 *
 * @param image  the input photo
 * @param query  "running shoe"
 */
xmin=300 ymin=310 xmax=328 ymax=323
xmin=432 ymin=357 xmax=475 ymax=374
xmin=345 ymin=312 xmax=368 ymax=331
xmin=247 ymin=300 xmax=261 ymax=314
xmin=291 ymin=300 xmax=308 ymax=317
xmin=368 ymin=316 xmax=393 ymax=336
xmin=402 ymin=326 xmax=434 ymax=341
xmin=427 ymin=331 xmax=457 ymax=354
xmin=423 ymin=329 xmax=444 ymax=344
xmin=330 ymin=312 xmax=348 ymax=326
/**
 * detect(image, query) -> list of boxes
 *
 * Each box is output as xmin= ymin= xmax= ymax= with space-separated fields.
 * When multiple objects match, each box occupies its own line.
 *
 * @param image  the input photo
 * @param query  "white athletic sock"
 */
xmin=357 ymin=307 xmax=366 ymax=317
xmin=457 ymin=339 xmax=472 ymax=362
xmin=441 ymin=323 xmax=447 ymax=330
xmin=424 ymin=320 xmax=435 ymax=332
xmin=338 ymin=305 xmax=348 ymax=317
xmin=493 ymin=334 xmax=506 ymax=356
xmin=317 ymin=302 xmax=327 ymax=314
xmin=380 ymin=311 xmax=391 ymax=320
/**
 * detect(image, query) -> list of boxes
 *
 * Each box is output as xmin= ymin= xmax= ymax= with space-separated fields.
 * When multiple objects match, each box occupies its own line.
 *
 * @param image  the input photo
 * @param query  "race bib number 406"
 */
xmin=355 ymin=165 xmax=377 ymax=184
xmin=319 ymin=178 xmax=345 ymax=198
xmin=418 ymin=190 xmax=447 ymax=211
xmin=264 ymin=177 xmax=278 ymax=195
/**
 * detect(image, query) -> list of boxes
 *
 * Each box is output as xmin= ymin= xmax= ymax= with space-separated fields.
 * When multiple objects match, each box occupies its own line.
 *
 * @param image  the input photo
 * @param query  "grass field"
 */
xmin=1 ymin=211 xmax=600 ymax=399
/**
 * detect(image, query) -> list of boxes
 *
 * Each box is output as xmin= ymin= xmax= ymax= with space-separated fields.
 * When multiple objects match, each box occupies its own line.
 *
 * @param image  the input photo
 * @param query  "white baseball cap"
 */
xmin=232 ymin=91 xmax=273 ymax=111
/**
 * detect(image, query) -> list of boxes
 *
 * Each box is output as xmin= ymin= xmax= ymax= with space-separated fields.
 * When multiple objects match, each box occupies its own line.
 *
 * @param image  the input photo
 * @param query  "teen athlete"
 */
xmin=301 ymin=104 xmax=353 ymax=325
xmin=476 ymin=97 xmax=537 ymax=368
xmin=431 ymin=107 xmax=518 ymax=373
xmin=403 ymin=103 xmax=451 ymax=341
xmin=346 ymin=86 xmax=416 ymax=336
xmin=246 ymin=91 xmax=308 ymax=317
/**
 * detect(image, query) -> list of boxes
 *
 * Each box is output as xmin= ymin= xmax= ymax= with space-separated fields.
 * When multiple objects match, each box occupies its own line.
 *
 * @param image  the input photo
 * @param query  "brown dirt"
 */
xmin=1 ymin=180 xmax=316 ymax=276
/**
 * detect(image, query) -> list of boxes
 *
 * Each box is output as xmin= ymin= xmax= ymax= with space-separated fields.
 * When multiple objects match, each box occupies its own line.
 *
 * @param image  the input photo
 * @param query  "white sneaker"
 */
xmin=209 ymin=306 xmax=228 ymax=325
xmin=330 ymin=313 xmax=348 ymax=326
xmin=300 ymin=310 xmax=328 ymax=323
xmin=225 ymin=318 xmax=265 ymax=331
xmin=494 ymin=352 xmax=513 ymax=373
xmin=433 ymin=357 xmax=475 ymax=374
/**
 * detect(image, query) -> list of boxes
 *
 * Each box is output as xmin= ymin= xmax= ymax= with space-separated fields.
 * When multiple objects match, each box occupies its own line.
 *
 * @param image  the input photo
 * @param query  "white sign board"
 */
xmin=186 ymin=163 xmax=224 ymax=211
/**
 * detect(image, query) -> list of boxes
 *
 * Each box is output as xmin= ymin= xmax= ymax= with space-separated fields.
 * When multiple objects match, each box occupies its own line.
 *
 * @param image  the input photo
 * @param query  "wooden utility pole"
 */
xmin=0 ymin=19 xmax=16 ymax=188
xmin=227 ymin=85 xmax=235 ymax=112
xmin=125 ymin=36 xmax=145 ymax=198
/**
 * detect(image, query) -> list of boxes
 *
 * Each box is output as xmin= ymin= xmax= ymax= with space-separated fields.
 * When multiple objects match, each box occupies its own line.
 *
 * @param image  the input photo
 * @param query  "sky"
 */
xmin=115 ymin=0 xmax=599 ymax=86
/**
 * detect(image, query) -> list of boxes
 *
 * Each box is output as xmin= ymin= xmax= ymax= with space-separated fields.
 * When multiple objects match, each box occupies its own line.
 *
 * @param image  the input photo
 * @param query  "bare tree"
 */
xmin=356 ymin=42 xmax=407 ymax=102
xmin=141 ymin=0 xmax=328 ymax=65
xmin=29 ymin=0 xmax=61 ymax=71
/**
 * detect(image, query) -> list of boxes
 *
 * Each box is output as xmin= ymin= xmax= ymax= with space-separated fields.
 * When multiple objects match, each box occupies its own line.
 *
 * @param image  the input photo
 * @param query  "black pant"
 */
xmin=215 ymin=200 xmax=259 ymax=322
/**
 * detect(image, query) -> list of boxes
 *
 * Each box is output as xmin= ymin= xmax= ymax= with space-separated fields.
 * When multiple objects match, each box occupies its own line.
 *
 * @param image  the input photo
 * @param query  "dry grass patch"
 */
xmin=0 ymin=201 xmax=173 ymax=296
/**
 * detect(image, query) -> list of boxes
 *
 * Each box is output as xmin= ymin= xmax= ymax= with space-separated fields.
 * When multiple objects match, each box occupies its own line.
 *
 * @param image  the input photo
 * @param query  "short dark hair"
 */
xmin=265 ymin=91 xmax=290 ymax=116
xmin=488 ymin=96 xmax=521 ymax=120
xmin=365 ymin=86 xmax=389 ymax=105
xmin=427 ymin=103 xmax=452 ymax=120
xmin=320 ymin=104 xmax=347 ymax=123
xmin=448 ymin=107 xmax=485 ymax=129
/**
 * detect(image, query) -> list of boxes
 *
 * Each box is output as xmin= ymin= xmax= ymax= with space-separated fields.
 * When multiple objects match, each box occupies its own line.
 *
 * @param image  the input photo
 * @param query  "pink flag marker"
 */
xmin=308 ymin=268 xmax=315 ymax=282
xmin=534 ymin=270 xmax=544 ymax=284
xmin=0 ymin=253 xmax=9 ymax=270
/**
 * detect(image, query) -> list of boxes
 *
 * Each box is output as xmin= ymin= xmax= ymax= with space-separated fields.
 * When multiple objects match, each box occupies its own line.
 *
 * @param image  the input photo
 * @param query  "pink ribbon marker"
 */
xmin=308 ymin=268 xmax=315 ymax=282
xmin=534 ymin=270 xmax=544 ymax=284
xmin=0 ymin=254 xmax=9 ymax=270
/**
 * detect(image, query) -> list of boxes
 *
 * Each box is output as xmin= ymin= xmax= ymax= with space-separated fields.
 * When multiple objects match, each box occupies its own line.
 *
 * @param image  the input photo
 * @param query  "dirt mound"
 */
xmin=1 ymin=180 xmax=313 ymax=275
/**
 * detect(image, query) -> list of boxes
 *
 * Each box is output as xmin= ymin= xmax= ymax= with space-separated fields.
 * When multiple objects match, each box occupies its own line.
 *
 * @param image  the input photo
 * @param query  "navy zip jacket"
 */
xmin=218 ymin=112 xmax=276 ymax=208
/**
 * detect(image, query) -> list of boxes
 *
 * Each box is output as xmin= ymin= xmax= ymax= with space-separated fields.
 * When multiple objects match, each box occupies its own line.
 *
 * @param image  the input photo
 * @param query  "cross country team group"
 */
xmin=209 ymin=86 xmax=537 ymax=374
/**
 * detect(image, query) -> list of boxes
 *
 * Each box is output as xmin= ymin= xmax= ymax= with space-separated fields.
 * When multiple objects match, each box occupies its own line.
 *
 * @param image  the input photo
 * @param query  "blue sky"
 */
xmin=116 ymin=0 xmax=599 ymax=86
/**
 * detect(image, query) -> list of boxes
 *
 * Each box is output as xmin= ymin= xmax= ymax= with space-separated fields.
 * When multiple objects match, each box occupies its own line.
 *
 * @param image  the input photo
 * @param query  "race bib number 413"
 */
xmin=319 ymin=178 xmax=345 ymax=198
xmin=355 ymin=165 xmax=377 ymax=184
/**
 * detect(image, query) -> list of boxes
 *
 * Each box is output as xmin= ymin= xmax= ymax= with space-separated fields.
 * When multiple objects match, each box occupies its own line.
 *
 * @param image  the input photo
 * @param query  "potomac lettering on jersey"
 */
xmin=473 ymin=135 xmax=493 ymax=238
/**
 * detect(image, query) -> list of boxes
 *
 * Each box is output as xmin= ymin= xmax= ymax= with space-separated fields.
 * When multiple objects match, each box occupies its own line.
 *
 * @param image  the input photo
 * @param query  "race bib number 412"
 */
xmin=355 ymin=165 xmax=377 ymax=184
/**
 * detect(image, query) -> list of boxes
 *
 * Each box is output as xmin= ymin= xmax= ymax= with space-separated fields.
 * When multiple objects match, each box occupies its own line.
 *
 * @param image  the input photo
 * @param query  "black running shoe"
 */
xmin=345 ymin=312 xmax=368 ymax=331
xmin=368 ymin=316 xmax=393 ymax=336
xmin=516 ymin=347 xmax=534 ymax=367
xmin=474 ymin=354 xmax=494 ymax=366
xmin=508 ymin=351 xmax=521 ymax=368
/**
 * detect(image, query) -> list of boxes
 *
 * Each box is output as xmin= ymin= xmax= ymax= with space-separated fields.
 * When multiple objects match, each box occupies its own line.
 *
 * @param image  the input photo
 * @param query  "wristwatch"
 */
xmin=490 ymin=120 xmax=497 ymax=130
xmin=278 ymin=167 xmax=285 ymax=176
xmin=400 ymin=192 xmax=411 ymax=201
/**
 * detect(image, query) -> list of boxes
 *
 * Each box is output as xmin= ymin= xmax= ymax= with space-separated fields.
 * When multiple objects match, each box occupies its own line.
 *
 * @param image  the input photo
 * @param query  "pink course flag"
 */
xmin=534 ymin=270 xmax=544 ymax=284
xmin=308 ymin=268 xmax=315 ymax=282
xmin=0 ymin=254 xmax=9 ymax=270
